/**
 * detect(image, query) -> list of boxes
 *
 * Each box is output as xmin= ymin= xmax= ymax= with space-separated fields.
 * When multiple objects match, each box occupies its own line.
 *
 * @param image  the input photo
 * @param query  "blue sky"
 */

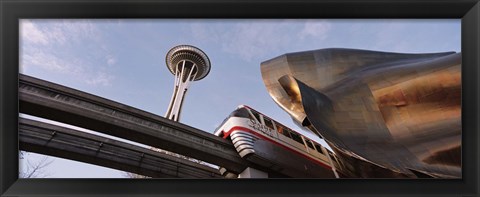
xmin=19 ymin=19 xmax=460 ymax=178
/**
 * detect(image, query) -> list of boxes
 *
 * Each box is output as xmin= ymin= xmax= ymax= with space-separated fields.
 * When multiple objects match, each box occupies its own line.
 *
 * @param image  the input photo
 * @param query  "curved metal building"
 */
xmin=260 ymin=48 xmax=461 ymax=178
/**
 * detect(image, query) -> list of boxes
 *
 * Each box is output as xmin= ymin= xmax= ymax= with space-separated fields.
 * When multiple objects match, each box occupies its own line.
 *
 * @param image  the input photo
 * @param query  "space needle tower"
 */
xmin=164 ymin=45 xmax=211 ymax=121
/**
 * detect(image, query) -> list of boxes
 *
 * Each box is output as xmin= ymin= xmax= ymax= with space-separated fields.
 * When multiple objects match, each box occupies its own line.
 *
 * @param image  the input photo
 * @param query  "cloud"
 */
xmin=191 ymin=20 xmax=332 ymax=62
xmin=56 ymin=20 xmax=98 ymax=43
xmin=21 ymin=21 xmax=49 ymax=45
xmin=221 ymin=22 xmax=292 ymax=61
xmin=299 ymin=20 xmax=332 ymax=40
xmin=20 ymin=19 xmax=116 ymax=87
xmin=22 ymin=51 xmax=83 ymax=73
xmin=21 ymin=20 xmax=93 ymax=46
xmin=86 ymin=72 xmax=114 ymax=86
xmin=369 ymin=22 xmax=411 ymax=52
xmin=21 ymin=51 xmax=114 ymax=86
xmin=365 ymin=20 xmax=460 ymax=53
xmin=106 ymin=55 xmax=117 ymax=66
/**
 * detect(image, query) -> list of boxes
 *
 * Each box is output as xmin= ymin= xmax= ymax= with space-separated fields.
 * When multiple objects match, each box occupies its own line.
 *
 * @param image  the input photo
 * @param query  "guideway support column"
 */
xmin=238 ymin=167 xmax=268 ymax=178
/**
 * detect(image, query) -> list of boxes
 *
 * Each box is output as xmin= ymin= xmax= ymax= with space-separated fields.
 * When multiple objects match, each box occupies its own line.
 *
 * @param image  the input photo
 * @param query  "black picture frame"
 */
xmin=1 ymin=0 xmax=479 ymax=196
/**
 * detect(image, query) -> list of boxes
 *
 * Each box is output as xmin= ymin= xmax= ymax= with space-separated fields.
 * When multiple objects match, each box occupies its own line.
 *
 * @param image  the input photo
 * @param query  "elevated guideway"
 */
xmin=19 ymin=118 xmax=222 ymax=178
xmin=18 ymin=74 xmax=251 ymax=174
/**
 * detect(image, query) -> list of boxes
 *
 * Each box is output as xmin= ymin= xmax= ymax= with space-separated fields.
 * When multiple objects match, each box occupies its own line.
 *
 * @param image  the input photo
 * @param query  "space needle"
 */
xmin=164 ymin=45 xmax=211 ymax=121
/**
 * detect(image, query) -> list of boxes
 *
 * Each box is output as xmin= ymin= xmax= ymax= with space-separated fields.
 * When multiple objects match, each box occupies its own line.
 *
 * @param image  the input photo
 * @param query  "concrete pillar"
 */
xmin=238 ymin=167 xmax=268 ymax=178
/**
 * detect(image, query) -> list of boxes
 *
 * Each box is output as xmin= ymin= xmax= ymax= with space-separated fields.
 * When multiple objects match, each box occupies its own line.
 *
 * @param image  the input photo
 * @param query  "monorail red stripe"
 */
xmin=223 ymin=126 xmax=334 ymax=172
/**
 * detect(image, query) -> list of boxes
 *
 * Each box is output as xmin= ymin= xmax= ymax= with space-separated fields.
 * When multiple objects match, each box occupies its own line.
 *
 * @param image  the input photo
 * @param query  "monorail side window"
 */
xmin=278 ymin=127 xmax=299 ymax=144
xmin=251 ymin=110 xmax=261 ymax=123
xmin=277 ymin=125 xmax=284 ymax=134
xmin=290 ymin=132 xmax=303 ymax=144
xmin=314 ymin=144 xmax=324 ymax=154
xmin=305 ymin=139 xmax=315 ymax=150
xmin=283 ymin=128 xmax=293 ymax=138
xmin=328 ymin=151 xmax=335 ymax=161
xmin=280 ymin=127 xmax=292 ymax=138
xmin=263 ymin=117 xmax=274 ymax=130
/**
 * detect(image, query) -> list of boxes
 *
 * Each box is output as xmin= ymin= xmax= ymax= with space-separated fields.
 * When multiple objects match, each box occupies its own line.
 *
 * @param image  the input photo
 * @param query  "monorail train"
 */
xmin=214 ymin=105 xmax=344 ymax=178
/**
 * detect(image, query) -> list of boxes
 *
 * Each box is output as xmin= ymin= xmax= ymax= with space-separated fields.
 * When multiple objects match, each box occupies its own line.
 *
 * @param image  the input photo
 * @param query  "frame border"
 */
xmin=1 ymin=0 xmax=479 ymax=196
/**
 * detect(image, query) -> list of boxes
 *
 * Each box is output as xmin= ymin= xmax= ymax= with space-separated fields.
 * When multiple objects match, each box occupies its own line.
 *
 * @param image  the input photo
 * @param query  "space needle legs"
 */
xmin=165 ymin=61 xmax=198 ymax=122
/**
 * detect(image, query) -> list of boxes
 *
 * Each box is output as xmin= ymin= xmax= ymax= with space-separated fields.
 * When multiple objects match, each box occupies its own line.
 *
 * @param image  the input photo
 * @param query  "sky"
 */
xmin=19 ymin=19 xmax=461 ymax=178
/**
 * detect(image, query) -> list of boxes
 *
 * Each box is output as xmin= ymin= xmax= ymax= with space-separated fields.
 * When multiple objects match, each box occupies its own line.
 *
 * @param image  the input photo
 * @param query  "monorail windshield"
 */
xmin=230 ymin=107 xmax=250 ymax=118
xmin=214 ymin=107 xmax=251 ymax=132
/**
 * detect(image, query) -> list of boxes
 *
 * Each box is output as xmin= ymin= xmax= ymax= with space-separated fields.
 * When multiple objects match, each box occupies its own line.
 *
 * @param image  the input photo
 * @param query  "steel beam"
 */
xmin=18 ymin=74 xmax=251 ymax=174
xmin=19 ymin=118 xmax=222 ymax=178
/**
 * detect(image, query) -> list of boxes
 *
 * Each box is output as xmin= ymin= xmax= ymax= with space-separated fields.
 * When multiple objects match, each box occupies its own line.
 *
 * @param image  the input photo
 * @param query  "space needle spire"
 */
xmin=164 ymin=45 xmax=211 ymax=121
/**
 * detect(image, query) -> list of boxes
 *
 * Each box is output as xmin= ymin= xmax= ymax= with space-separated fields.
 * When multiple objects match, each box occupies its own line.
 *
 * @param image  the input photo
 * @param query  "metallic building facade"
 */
xmin=260 ymin=48 xmax=461 ymax=178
